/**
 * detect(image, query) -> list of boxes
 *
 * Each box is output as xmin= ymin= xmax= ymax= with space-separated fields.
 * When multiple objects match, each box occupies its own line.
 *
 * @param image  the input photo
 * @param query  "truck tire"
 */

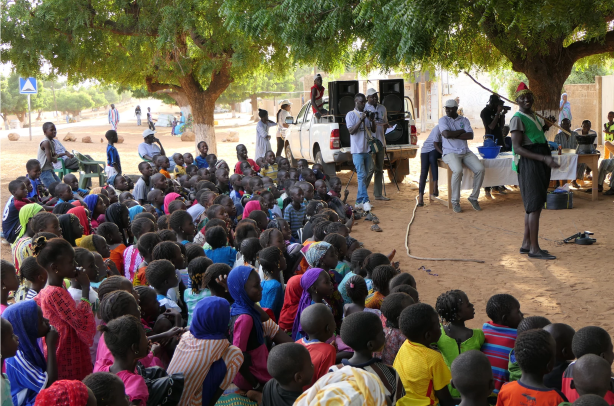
xmin=285 ymin=142 xmax=298 ymax=168
xmin=314 ymin=148 xmax=336 ymax=177
xmin=387 ymin=158 xmax=409 ymax=183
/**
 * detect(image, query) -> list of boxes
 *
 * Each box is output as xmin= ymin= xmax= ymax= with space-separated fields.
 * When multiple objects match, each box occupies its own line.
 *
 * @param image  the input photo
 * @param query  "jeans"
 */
xmin=352 ymin=153 xmax=372 ymax=204
xmin=136 ymin=114 xmax=141 ymax=126
xmin=40 ymin=169 xmax=60 ymax=188
xmin=276 ymin=136 xmax=284 ymax=157
xmin=418 ymin=150 xmax=442 ymax=195
xmin=366 ymin=147 xmax=385 ymax=197
xmin=442 ymin=151 xmax=485 ymax=204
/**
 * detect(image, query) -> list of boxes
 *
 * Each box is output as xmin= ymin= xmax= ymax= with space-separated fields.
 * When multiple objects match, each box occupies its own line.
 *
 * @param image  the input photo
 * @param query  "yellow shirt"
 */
xmin=393 ymin=340 xmax=452 ymax=406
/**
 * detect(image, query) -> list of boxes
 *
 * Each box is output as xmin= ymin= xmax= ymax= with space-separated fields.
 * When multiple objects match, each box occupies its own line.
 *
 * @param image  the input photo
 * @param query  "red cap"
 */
xmin=516 ymin=82 xmax=529 ymax=93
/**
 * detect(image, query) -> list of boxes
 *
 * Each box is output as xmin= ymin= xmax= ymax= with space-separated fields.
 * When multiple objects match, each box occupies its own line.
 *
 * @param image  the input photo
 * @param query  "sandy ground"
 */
xmin=1 ymin=104 xmax=613 ymax=337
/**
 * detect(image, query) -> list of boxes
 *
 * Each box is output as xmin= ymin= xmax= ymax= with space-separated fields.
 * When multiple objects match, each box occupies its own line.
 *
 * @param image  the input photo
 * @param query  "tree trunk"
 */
xmin=191 ymin=97 xmax=217 ymax=154
xmin=36 ymin=110 xmax=43 ymax=121
xmin=232 ymin=104 xmax=237 ymax=118
xmin=250 ymin=94 xmax=258 ymax=121
xmin=15 ymin=112 xmax=25 ymax=124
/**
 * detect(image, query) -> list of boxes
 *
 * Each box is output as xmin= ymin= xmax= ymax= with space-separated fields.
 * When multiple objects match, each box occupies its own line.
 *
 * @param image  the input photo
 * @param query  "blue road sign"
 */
xmin=19 ymin=77 xmax=38 ymax=94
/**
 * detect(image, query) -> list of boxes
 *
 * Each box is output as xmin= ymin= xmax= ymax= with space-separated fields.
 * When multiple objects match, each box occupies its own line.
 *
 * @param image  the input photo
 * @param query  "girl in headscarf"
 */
xmin=4 ymin=300 xmax=59 ymax=406
xmin=278 ymin=274 xmax=303 ymax=333
xmin=105 ymin=203 xmax=130 ymax=246
xmin=163 ymin=192 xmax=182 ymax=215
xmin=294 ymin=365 xmax=387 ymax=406
xmin=67 ymin=206 xmax=91 ymax=236
xmin=59 ymin=213 xmax=84 ymax=247
xmin=83 ymin=194 xmax=106 ymax=229
xmin=242 ymin=200 xmax=261 ymax=220
xmin=11 ymin=204 xmax=44 ymax=273
xmin=34 ymin=380 xmax=95 ymax=406
xmin=227 ymin=265 xmax=271 ymax=391
xmin=167 ymin=297 xmax=244 ymax=406
xmin=559 ymin=93 xmax=572 ymax=125
xmin=14 ymin=203 xmax=43 ymax=243
xmin=292 ymin=267 xmax=333 ymax=340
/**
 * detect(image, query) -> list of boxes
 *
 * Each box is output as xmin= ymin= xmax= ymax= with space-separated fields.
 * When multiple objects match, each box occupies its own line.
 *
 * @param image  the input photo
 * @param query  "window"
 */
xmin=296 ymin=103 xmax=308 ymax=123
xmin=304 ymin=104 xmax=313 ymax=123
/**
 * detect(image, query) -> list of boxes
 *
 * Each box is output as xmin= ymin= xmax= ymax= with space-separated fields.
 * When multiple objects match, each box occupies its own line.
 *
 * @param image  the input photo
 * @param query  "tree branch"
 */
xmin=100 ymin=20 xmax=157 ymax=37
xmin=145 ymin=77 xmax=183 ymax=94
xmin=566 ymin=30 xmax=614 ymax=62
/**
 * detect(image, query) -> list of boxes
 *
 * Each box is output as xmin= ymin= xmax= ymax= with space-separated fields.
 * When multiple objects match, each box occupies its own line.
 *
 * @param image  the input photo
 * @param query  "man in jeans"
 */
xmin=345 ymin=93 xmax=376 ymax=215
xmin=439 ymin=99 xmax=485 ymax=213
xmin=365 ymin=88 xmax=390 ymax=201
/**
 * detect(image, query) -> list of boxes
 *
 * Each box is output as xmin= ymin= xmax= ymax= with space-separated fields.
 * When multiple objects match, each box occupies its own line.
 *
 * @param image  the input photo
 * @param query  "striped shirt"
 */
xmin=283 ymin=203 xmax=306 ymax=239
xmin=167 ymin=332 xmax=243 ymax=406
xmin=6 ymin=351 xmax=48 ymax=406
xmin=481 ymin=322 xmax=518 ymax=394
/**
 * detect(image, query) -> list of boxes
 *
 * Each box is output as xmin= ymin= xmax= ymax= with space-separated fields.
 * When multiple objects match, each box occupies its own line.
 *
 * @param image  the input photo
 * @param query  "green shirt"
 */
xmin=508 ymin=350 xmax=521 ymax=382
xmin=435 ymin=326 xmax=486 ymax=398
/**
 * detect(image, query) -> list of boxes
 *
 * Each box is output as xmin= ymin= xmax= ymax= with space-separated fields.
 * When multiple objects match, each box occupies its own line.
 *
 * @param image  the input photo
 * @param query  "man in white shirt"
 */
xmin=439 ymin=99 xmax=485 ymax=213
xmin=138 ymin=129 xmax=167 ymax=161
xmin=345 ymin=93 xmax=376 ymax=214
xmin=364 ymin=88 xmax=390 ymax=201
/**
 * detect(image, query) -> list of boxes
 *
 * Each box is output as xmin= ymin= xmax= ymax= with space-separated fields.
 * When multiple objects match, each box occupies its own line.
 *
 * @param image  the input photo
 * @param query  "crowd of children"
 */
xmin=1 ymin=122 xmax=613 ymax=406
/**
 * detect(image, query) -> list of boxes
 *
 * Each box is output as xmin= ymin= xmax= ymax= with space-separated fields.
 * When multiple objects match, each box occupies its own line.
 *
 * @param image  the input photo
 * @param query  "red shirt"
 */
xmin=234 ymin=159 xmax=260 ymax=174
xmin=497 ymin=381 xmax=567 ymax=406
xmin=562 ymin=361 xmax=614 ymax=404
xmin=14 ymin=197 xmax=33 ymax=210
xmin=311 ymin=84 xmax=325 ymax=114
xmin=297 ymin=337 xmax=336 ymax=390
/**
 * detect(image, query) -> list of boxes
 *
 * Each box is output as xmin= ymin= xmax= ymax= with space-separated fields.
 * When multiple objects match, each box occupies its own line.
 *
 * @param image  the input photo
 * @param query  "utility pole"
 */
xmin=28 ymin=94 xmax=32 ymax=141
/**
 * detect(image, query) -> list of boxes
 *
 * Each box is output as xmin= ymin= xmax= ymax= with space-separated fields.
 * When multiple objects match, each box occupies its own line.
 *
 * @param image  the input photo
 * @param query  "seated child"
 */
xmin=96 ymin=222 xmax=126 ymax=272
xmin=343 ymin=275 xmax=377 ymax=318
xmin=132 ymin=232 xmax=162 ymax=286
xmin=204 ymin=226 xmax=237 ymax=267
xmin=496 ymin=329 xmax=567 ymax=406
xmin=1 ymin=318 xmax=18 ymax=404
xmin=173 ymin=153 xmax=186 ymax=177
xmin=394 ymin=303 xmax=454 ymax=406
xmin=234 ymin=144 xmax=260 ymax=174
xmin=450 ymin=350 xmax=495 ymax=406
xmin=283 ymin=186 xmax=306 ymax=239
xmin=157 ymin=155 xmax=172 ymax=179
xmin=435 ymin=290 xmax=485 ymax=399
xmin=338 ymin=248 xmax=372 ymax=304
xmin=98 ymin=315 xmax=150 ymax=405
xmin=168 ymin=209 xmax=196 ymax=244
xmin=195 ymin=141 xmax=209 ymax=168
xmin=259 ymin=246 xmax=286 ymax=321
xmin=185 ymin=256 xmax=213 ymax=326
xmin=323 ymin=233 xmax=350 ymax=278
xmin=83 ymin=372 xmax=129 ymax=406
xmin=331 ymin=311 xmax=405 ymax=404
xmin=292 ymin=268 xmax=334 ymax=341
xmin=365 ymin=265 xmax=397 ymax=309
xmin=145 ymin=259 xmax=181 ymax=311
xmin=151 ymin=241 xmax=187 ymax=306
xmin=543 ymin=323 xmax=576 ymax=390
xmin=569 ymin=354 xmax=613 ymax=399
xmin=296 ymin=303 xmax=337 ymax=389
xmin=25 ymin=159 xmax=46 ymax=202
xmin=508 ymin=316 xmax=552 ymax=382
xmin=215 ymin=168 xmax=230 ymax=195
xmin=183 ymin=152 xmax=194 ymax=166
xmin=481 ymin=293 xmax=524 ymax=395
xmin=562 ymin=326 xmax=614 ymax=403
xmin=14 ymin=256 xmax=47 ymax=302
xmin=148 ymin=189 xmax=166 ymax=217
xmin=63 ymin=173 xmax=88 ymax=199
xmin=391 ymin=284 xmax=420 ymax=303
xmin=378 ymin=292 xmax=414 ymax=365
xmin=3 ymin=181 xmax=35 ymax=244
xmin=363 ymin=253 xmax=391 ymax=295
xmin=389 ymin=272 xmax=417 ymax=291
xmin=261 ymin=151 xmax=279 ymax=179
xmin=248 ymin=209 xmax=269 ymax=233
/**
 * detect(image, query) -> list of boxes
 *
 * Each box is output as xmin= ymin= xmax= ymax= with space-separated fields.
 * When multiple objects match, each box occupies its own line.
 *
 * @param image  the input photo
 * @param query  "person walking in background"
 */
xmin=276 ymin=101 xmax=292 ymax=157
xmin=147 ymin=107 xmax=156 ymax=131
xmin=255 ymin=109 xmax=276 ymax=160
xmin=135 ymin=105 xmax=141 ymax=126
xmin=108 ymin=104 xmax=120 ymax=131
xmin=559 ymin=93 xmax=572 ymax=126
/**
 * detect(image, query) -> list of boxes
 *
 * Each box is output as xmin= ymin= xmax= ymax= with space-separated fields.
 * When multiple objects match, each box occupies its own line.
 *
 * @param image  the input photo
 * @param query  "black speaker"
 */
xmin=329 ymin=81 xmax=359 ymax=147
xmin=379 ymin=79 xmax=408 ymax=145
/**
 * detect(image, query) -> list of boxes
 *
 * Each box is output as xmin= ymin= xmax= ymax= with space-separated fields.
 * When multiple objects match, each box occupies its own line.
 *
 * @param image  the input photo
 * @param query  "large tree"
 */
xmin=223 ymin=0 xmax=614 ymax=113
xmin=1 ymin=0 xmax=290 ymax=154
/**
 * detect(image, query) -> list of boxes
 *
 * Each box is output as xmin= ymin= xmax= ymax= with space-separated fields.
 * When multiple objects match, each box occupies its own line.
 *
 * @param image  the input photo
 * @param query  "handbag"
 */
xmin=353 ymin=111 xmax=381 ymax=153
xmin=137 ymin=363 xmax=185 ymax=406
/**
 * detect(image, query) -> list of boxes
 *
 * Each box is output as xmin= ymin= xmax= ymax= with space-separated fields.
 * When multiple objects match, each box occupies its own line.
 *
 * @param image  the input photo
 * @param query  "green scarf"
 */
xmin=16 ymin=203 xmax=43 ymax=240
xmin=511 ymin=111 xmax=547 ymax=172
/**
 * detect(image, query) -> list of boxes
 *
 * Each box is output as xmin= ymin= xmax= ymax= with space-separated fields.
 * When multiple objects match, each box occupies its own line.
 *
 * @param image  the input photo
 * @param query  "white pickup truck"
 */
xmin=282 ymin=97 xmax=419 ymax=181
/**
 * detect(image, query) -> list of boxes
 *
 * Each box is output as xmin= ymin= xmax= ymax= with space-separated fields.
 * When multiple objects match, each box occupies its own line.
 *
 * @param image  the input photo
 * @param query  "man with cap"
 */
xmin=439 ymin=98 xmax=485 ymax=213
xmin=108 ymin=103 xmax=120 ymax=130
xmin=346 ymin=93 xmax=377 ymax=217
xmin=311 ymin=74 xmax=328 ymax=118
xmin=365 ymin=88 xmax=390 ymax=201
xmin=138 ymin=129 xmax=167 ymax=162
xmin=276 ymin=100 xmax=292 ymax=157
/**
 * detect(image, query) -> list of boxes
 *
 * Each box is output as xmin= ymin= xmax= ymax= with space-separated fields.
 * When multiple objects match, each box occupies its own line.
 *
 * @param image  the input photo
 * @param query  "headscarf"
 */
xmin=163 ymin=192 xmax=181 ymax=215
xmin=560 ymin=93 xmax=568 ymax=108
xmin=78 ymin=235 xmax=97 ymax=251
xmin=34 ymin=380 xmax=90 ymax=406
xmin=294 ymin=365 xmax=387 ymax=406
xmin=191 ymin=296 xmax=230 ymax=340
xmin=242 ymin=200 xmax=261 ymax=219
xmin=16 ymin=203 xmax=43 ymax=239
xmin=58 ymin=214 xmax=80 ymax=246
xmin=228 ymin=266 xmax=264 ymax=345
xmin=215 ymin=159 xmax=227 ymax=169
xmin=292 ymin=267 xmax=326 ymax=340
xmin=68 ymin=206 xmax=91 ymax=236
xmin=105 ymin=202 xmax=129 ymax=229
xmin=3 ymin=301 xmax=46 ymax=371
xmin=83 ymin=194 xmax=100 ymax=218
xmin=52 ymin=202 xmax=75 ymax=215
xmin=305 ymin=241 xmax=332 ymax=268
xmin=278 ymin=274 xmax=303 ymax=330
xmin=128 ymin=205 xmax=145 ymax=221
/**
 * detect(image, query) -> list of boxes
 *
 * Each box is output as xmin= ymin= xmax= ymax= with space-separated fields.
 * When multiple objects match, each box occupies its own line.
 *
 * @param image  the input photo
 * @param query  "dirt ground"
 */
xmin=2 ymin=104 xmax=613 ymax=337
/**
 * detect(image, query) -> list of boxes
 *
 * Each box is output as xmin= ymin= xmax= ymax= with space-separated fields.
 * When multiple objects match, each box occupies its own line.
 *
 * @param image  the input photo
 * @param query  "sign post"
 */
xmin=19 ymin=77 xmax=38 ymax=141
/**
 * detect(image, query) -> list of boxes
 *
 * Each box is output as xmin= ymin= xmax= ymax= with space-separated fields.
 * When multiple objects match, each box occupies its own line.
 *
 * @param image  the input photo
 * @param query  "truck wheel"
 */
xmin=285 ymin=142 xmax=298 ymax=168
xmin=315 ymin=149 xmax=336 ymax=177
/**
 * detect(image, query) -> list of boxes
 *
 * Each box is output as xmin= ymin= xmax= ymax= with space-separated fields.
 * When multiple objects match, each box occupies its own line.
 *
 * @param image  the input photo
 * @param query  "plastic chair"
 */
xmin=53 ymin=158 xmax=76 ymax=180
xmin=72 ymin=150 xmax=107 ymax=189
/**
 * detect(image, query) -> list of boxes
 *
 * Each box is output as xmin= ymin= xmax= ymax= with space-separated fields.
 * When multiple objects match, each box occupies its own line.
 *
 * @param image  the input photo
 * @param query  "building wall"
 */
xmin=563 ymin=83 xmax=598 ymax=130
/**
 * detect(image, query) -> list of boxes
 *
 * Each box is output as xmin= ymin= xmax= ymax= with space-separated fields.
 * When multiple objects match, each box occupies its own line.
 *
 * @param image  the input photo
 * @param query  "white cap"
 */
xmin=366 ymin=88 xmax=378 ymax=97
xmin=444 ymin=99 xmax=458 ymax=108
xmin=314 ymin=73 xmax=322 ymax=80
xmin=142 ymin=129 xmax=156 ymax=138
xmin=279 ymin=99 xmax=292 ymax=106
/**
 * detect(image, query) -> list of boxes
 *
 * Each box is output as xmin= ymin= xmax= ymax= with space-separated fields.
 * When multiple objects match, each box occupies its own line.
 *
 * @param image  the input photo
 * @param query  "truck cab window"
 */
xmin=296 ymin=103 xmax=308 ymax=123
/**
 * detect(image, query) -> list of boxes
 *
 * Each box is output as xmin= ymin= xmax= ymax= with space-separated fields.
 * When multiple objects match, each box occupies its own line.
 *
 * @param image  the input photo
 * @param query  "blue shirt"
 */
xmin=26 ymin=175 xmax=42 ymax=200
xmin=6 ymin=351 xmax=47 ymax=406
xmin=260 ymin=279 xmax=284 ymax=320
xmin=283 ymin=203 xmax=307 ymax=238
xmin=195 ymin=155 xmax=209 ymax=169
xmin=204 ymin=246 xmax=238 ymax=267
xmin=2 ymin=197 xmax=20 ymax=244
xmin=106 ymin=144 xmax=121 ymax=173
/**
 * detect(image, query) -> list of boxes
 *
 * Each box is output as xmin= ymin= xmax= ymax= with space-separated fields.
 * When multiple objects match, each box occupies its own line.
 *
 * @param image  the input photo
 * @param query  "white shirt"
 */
xmin=277 ymin=110 xmax=290 ymax=137
xmin=421 ymin=125 xmax=442 ymax=154
xmin=345 ymin=109 xmax=372 ymax=154
xmin=138 ymin=142 xmax=161 ymax=159
xmin=438 ymin=115 xmax=473 ymax=155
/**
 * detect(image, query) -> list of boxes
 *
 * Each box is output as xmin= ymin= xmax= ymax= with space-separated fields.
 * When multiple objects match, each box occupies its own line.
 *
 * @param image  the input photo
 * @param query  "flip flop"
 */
xmin=519 ymin=248 xmax=549 ymax=255
xmin=370 ymin=224 xmax=383 ymax=232
xmin=528 ymin=251 xmax=556 ymax=260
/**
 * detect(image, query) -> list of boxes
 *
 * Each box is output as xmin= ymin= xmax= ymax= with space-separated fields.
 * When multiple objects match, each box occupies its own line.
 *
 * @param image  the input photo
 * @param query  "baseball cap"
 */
xmin=366 ymin=88 xmax=378 ymax=97
xmin=444 ymin=99 xmax=458 ymax=108
xmin=142 ymin=129 xmax=156 ymax=138
xmin=314 ymin=74 xmax=322 ymax=81
xmin=279 ymin=99 xmax=292 ymax=106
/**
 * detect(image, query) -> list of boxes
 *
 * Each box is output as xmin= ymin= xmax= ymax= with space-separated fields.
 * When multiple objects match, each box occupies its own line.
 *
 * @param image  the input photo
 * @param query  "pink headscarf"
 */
xmin=163 ymin=193 xmax=181 ymax=215
xmin=242 ymin=200 xmax=261 ymax=219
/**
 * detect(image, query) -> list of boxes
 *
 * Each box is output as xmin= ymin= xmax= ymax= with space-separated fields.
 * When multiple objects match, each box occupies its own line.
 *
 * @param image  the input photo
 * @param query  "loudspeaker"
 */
xmin=329 ymin=81 xmax=359 ymax=147
xmin=379 ymin=79 xmax=408 ymax=145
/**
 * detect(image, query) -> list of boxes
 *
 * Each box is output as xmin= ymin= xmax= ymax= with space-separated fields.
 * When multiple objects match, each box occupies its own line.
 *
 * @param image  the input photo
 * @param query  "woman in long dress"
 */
xmin=255 ymin=109 xmax=276 ymax=159
xmin=559 ymin=93 xmax=572 ymax=125
xmin=509 ymin=83 xmax=560 ymax=260
xmin=276 ymin=101 xmax=292 ymax=157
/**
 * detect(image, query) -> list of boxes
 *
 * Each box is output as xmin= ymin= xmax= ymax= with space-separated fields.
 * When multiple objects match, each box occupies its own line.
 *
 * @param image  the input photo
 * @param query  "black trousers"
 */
xmin=419 ymin=149 xmax=442 ymax=195
xmin=275 ymin=137 xmax=284 ymax=157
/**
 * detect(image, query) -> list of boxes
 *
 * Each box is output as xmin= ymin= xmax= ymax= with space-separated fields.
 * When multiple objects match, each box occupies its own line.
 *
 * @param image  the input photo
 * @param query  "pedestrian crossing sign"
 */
xmin=19 ymin=77 xmax=38 ymax=94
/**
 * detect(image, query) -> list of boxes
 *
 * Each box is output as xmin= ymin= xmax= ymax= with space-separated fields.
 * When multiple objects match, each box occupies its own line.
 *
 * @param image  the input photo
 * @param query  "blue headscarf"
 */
xmin=128 ymin=205 xmax=145 ymax=221
xmin=83 ymin=194 xmax=99 ymax=218
xmin=191 ymin=296 xmax=230 ymax=340
xmin=228 ymin=266 xmax=264 ymax=345
xmin=3 ymin=301 xmax=47 ymax=371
